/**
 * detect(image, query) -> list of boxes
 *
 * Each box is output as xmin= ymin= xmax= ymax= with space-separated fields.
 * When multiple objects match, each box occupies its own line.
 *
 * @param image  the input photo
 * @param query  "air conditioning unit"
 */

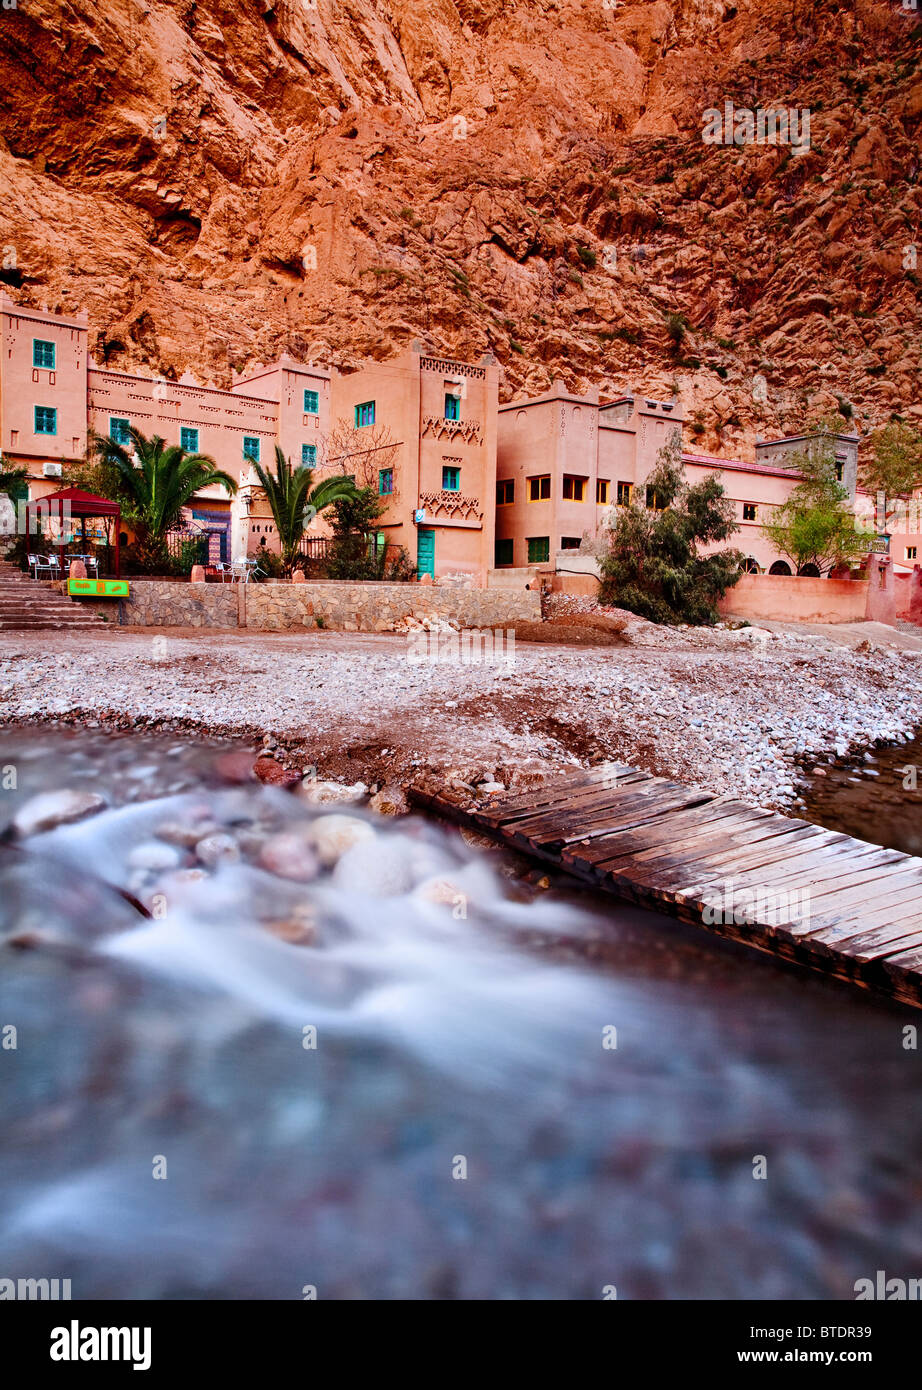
xmin=42 ymin=462 xmax=62 ymax=478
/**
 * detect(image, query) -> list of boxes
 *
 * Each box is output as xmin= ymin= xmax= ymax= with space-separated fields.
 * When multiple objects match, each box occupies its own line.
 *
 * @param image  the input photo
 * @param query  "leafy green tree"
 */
xmin=326 ymin=486 xmax=388 ymax=580
xmin=249 ymin=444 xmax=356 ymax=576
xmin=0 ymin=463 xmax=28 ymax=500
xmin=860 ymin=420 xmax=922 ymax=506
xmin=599 ymin=430 xmax=743 ymax=624
xmin=90 ymin=427 xmax=237 ymax=572
xmin=761 ymin=437 xmax=865 ymax=575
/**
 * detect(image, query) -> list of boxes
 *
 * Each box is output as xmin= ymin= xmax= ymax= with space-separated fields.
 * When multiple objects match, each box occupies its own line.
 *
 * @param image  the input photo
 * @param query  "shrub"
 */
xmin=598 ymin=430 xmax=743 ymax=624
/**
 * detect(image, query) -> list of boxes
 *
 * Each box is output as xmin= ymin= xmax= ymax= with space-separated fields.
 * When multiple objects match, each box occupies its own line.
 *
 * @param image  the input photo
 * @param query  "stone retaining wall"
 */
xmin=244 ymin=581 xmax=540 ymax=631
xmin=66 ymin=579 xmax=540 ymax=631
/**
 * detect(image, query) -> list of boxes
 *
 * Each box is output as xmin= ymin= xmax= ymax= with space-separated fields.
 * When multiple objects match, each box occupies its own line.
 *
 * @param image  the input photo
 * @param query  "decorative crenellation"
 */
xmin=418 ymin=490 xmax=483 ymax=521
xmin=420 ymin=358 xmax=486 ymax=379
xmin=421 ymin=416 xmax=483 ymax=445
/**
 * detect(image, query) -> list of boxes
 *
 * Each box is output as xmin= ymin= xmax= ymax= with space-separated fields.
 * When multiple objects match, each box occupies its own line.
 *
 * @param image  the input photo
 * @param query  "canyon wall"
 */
xmin=0 ymin=0 xmax=919 ymax=452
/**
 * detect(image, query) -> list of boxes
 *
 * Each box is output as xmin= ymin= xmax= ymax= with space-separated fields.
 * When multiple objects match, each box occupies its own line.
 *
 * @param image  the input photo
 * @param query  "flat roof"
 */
xmin=682 ymin=450 xmax=803 ymax=480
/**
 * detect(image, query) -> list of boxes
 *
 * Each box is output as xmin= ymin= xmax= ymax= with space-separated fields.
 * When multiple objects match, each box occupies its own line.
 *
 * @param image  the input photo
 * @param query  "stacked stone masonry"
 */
xmin=65 ymin=580 xmax=541 ymax=631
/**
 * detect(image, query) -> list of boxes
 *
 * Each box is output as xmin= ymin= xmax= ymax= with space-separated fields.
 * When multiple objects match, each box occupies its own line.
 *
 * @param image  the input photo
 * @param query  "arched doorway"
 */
xmin=769 ymin=560 xmax=792 ymax=575
xmin=797 ymin=563 xmax=821 ymax=578
xmin=741 ymin=557 xmax=760 ymax=574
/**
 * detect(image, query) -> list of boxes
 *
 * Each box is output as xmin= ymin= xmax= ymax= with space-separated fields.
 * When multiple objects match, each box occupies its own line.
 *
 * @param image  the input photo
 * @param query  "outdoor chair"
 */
xmin=214 ymin=561 xmax=235 ymax=583
xmin=232 ymin=557 xmax=266 ymax=584
xmin=29 ymin=554 xmax=59 ymax=579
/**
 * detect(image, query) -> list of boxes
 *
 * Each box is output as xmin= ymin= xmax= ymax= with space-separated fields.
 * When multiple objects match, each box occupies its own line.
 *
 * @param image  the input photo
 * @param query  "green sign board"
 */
xmin=68 ymin=578 xmax=129 ymax=599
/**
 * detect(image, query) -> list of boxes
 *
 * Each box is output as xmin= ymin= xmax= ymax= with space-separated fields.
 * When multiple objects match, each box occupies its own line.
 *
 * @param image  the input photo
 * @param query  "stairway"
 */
xmin=0 ymin=559 xmax=105 ymax=630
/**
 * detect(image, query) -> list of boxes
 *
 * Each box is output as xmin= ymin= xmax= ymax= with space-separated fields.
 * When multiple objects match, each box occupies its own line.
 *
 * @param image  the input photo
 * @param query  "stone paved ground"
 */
xmin=2 ymin=621 xmax=921 ymax=811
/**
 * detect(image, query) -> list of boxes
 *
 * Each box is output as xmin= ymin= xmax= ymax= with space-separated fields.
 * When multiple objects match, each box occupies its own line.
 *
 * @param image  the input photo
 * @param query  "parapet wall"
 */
xmin=68 ymin=579 xmax=541 ymax=631
xmin=719 ymin=575 xmax=869 ymax=624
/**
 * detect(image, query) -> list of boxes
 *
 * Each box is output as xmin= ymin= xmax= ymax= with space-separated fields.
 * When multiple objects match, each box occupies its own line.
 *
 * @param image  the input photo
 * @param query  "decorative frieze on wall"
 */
xmin=421 ymin=416 xmax=483 ymax=445
xmin=420 ymin=358 xmax=486 ymax=380
xmin=418 ymin=490 xmax=483 ymax=521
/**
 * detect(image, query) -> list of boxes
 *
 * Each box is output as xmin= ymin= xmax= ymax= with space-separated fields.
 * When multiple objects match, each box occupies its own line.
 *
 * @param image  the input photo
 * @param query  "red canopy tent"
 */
xmin=26 ymin=487 xmax=122 ymax=578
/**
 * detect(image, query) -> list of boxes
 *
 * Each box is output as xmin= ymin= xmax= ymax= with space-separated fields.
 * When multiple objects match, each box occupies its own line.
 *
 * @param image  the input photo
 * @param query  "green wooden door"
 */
xmin=417 ymin=527 xmax=435 ymax=578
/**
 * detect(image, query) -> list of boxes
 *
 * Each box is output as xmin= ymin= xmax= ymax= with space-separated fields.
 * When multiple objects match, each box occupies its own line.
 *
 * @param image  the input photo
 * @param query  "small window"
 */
xmin=442 ymin=465 xmax=460 ymax=492
xmin=646 ymin=484 xmax=666 ymax=511
xmin=908 ymin=546 xmax=918 ymax=561
xmin=743 ymin=503 xmax=757 ymax=521
xmin=527 ymin=475 xmax=551 ymax=501
xmin=33 ymin=339 xmax=55 ymax=370
xmin=835 ymin=461 xmax=844 ymax=482
xmin=301 ymin=444 xmax=317 ymax=467
xmin=444 ymin=392 xmax=461 ymax=421
xmin=527 ymin=536 xmax=550 ymax=564
xmin=496 ymin=479 xmax=514 ymax=506
xmin=495 ymin=537 xmax=513 ymax=567
xmin=35 ymin=405 xmax=57 ymax=435
xmin=304 ymin=389 xmax=319 ymax=414
xmin=379 ymin=468 xmax=393 ymax=496
xmin=109 ymin=416 xmax=131 ymax=445
xmin=243 ymin=436 xmax=260 ymax=462
xmin=616 ymin=481 xmax=632 ymax=506
xmin=180 ymin=427 xmax=199 ymax=453
xmin=560 ymin=537 xmax=581 ymax=550
xmin=562 ymin=475 xmax=587 ymax=502
xmin=596 ymin=479 xmax=610 ymax=505
xmin=355 ymin=401 xmax=375 ymax=428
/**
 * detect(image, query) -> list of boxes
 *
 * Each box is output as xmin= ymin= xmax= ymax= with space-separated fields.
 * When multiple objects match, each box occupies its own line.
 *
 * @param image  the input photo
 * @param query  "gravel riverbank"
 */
xmin=2 ymin=619 xmax=921 ymax=812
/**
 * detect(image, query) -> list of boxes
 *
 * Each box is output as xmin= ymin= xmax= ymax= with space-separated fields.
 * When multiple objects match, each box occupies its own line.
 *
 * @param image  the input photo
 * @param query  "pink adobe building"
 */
xmin=325 ymin=344 xmax=499 ymax=584
xmin=5 ymin=292 xmax=898 ymax=591
xmin=0 ymin=296 xmax=498 ymax=580
xmin=495 ymin=378 xmax=861 ymax=576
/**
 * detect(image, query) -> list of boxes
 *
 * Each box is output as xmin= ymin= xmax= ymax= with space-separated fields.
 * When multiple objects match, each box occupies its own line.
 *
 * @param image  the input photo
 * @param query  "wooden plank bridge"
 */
xmin=411 ymin=763 xmax=922 ymax=1011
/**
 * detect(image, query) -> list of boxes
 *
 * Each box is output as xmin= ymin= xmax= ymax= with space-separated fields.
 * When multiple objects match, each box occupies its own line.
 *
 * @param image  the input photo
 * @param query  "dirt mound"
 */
xmin=513 ymin=620 xmax=629 ymax=646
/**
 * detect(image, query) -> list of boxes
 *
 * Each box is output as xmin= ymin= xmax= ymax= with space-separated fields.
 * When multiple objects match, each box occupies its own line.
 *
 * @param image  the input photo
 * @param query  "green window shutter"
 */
xmin=33 ymin=339 xmax=56 ymax=369
xmin=181 ymin=427 xmax=199 ymax=452
xmin=444 ymin=392 xmax=461 ymax=421
xmin=110 ymin=417 xmax=131 ymax=444
xmin=302 ymin=444 xmax=317 ymax=466
xmin=35 ymin=406 xmax=57 ymax=434
xmin=243 ymin=436 xmax=260 ymax=462
xmin=304 ymin=389 xmax=319 ymax=414
xmin=441 ymin=466 xmax=460 ymax=491
xmin=527 ymin=536 xmax=549 ymax=564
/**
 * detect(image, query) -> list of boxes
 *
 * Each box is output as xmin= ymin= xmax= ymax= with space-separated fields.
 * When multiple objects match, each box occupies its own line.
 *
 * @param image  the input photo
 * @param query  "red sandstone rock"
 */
xmin=190 ymin=565 xmax=206 ymax=583
xmin=68 ymin=560 xmax=87 ymax=580
xmin=0 ymin=2 xmax=916 ymax=453
xmin=253 ymin=756 xmax=302 ymax=787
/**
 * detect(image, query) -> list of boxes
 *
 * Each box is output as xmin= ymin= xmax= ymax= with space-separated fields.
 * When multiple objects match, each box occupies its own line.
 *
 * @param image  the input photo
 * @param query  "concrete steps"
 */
xmin=0 ymin=561 xmax=105 ymax=629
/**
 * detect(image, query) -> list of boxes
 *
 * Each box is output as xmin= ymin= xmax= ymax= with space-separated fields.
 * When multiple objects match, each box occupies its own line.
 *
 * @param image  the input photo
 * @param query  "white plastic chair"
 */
xmin=232 ymin=557 xmax=265 ymax=584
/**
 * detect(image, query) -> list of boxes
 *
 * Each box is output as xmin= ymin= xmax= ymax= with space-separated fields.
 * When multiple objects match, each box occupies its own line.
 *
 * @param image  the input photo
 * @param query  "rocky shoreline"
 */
xmin=2 ymin=621 xmax=921 ymax=816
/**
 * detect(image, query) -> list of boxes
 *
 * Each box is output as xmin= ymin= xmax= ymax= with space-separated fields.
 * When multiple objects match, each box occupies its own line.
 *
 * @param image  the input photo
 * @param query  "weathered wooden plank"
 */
xmin=514 ymin=788 xmax=715 ymax=850
xmin=411 ymin=763 xmax=922 ymax=1010
xmin=565 ymin=802 xmax=773 ymax=868
xmin=477 ymin=764 xmax=646 ymax=823
xmin=503 ymin=776 xmax=680 ymax=837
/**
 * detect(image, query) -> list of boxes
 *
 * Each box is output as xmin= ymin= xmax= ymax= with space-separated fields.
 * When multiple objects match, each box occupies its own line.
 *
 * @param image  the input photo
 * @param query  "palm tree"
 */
xmin=250 ymin=444 xmax=356 ymax=576
xmin=90 ymin=427 xmax=237 ymax=571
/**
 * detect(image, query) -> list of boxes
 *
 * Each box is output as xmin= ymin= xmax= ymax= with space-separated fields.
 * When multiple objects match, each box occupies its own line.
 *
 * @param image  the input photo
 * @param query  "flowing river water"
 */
xmin=0 ymin=725 xmax=920 ymax=1300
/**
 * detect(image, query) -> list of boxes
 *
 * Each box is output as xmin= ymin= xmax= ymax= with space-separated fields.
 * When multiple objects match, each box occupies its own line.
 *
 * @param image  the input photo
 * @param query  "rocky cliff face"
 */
xmin=1 ymin=0 xmax=919 ymax=452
